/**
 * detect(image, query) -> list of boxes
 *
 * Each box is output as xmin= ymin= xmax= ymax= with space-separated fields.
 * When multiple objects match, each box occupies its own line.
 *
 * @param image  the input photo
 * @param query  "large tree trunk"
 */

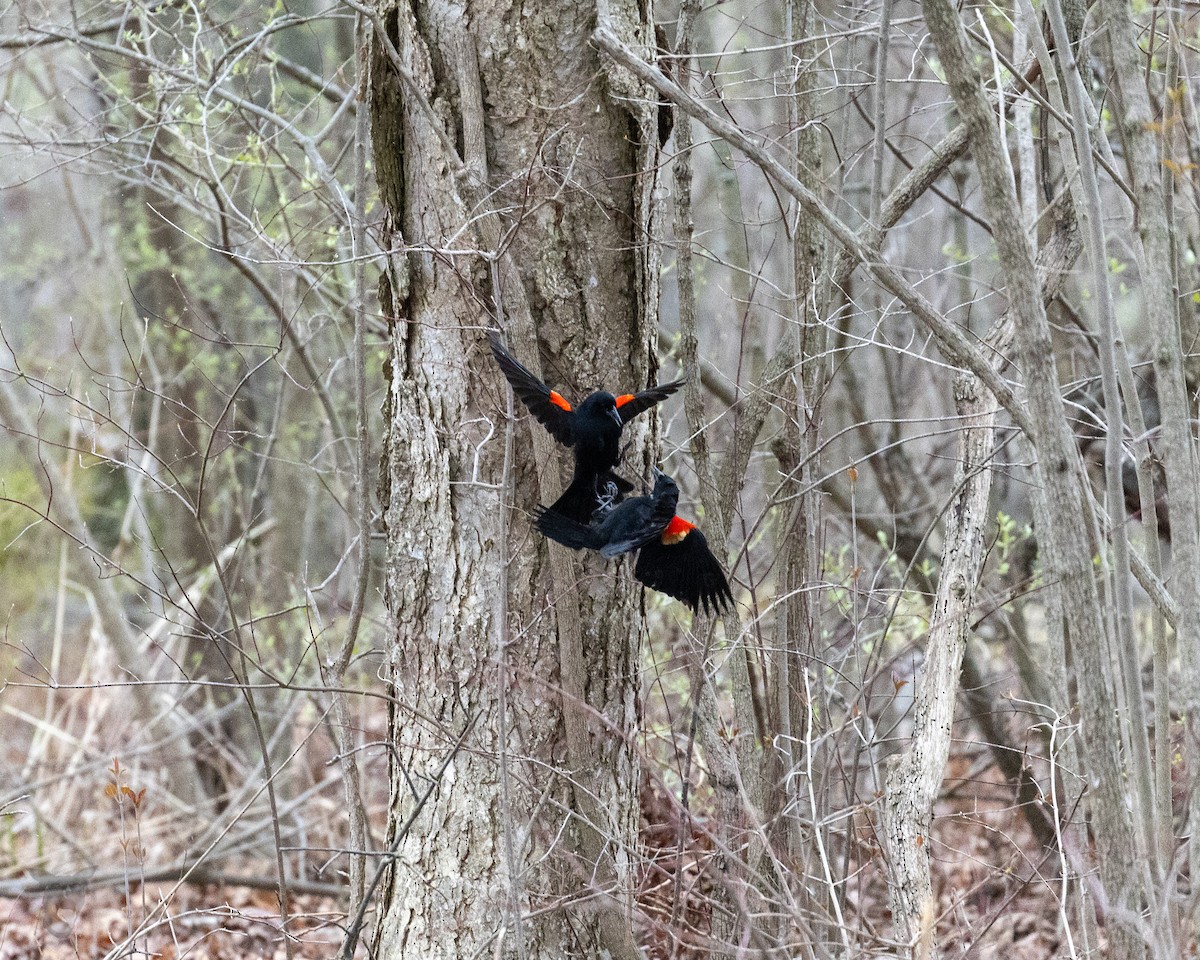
xmin=368 ymin=1 xmax=661 ymax=956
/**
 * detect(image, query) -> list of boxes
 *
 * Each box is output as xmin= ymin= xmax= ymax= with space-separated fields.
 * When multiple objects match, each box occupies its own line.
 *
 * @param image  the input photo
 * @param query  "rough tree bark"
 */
xmin=1099 ymin=0 xmax=1200 ymax=883
xmin=919 ymin=1 xmax=1144 ymax=956
xmin=881 ymin=363 xmax=1000 ymax=952
xmin=368 ymin=0 xmax=662 ymax=956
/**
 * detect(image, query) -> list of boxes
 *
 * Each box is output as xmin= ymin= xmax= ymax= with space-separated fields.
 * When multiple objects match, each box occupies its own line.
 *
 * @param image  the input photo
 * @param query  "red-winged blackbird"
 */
xmin=488 ymin=333 xmax=684 ymax=521
xmin=535 ymin=471 xmax=733 ymax=615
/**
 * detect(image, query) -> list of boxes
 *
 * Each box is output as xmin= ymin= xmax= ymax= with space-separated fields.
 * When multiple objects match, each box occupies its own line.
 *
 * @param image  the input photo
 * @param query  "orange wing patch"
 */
xmin=662 ymin=516 xmax=695 ymax=545
xmin=549 ymin=391 xmax=572 ymax=412
xmin=614 ymin=393 xmax=636 ymax=408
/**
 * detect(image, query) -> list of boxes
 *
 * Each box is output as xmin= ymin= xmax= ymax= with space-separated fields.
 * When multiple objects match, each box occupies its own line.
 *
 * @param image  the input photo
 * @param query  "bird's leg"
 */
xmin=591 ymin=480 xmax=621 ymax=522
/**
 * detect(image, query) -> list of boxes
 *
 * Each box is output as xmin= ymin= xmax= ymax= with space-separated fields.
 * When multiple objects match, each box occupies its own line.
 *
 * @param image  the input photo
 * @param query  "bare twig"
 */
xmin=593 ymin=26 xmax=1035 ymax=441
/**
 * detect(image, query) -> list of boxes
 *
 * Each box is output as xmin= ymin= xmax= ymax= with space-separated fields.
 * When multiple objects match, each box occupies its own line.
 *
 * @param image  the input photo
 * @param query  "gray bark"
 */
xmin=919 ymin=0 xmax=1145 ymax=955
xmin=775 ymin=0 xmax=836 ymax=942
xmin=368 ymin=0 xmax=660 ymax=955
xmin=1100 ymin=0 xmax=1200 ymax=897
xmin=881 ymin=368 xmax=998 ymax=952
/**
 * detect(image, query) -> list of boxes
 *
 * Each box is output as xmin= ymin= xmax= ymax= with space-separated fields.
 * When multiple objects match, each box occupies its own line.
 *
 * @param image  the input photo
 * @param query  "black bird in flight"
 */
xmin=488 ymin=333 xmax=684 ymax=522
xmin=535 ymin=471 xmax=733 ymax=615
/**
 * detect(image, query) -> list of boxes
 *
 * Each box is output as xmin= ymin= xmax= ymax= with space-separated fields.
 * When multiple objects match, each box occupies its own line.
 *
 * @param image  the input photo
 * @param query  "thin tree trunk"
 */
xmin=1100 ymin=0 xmax=1200 ymax=904
xmin=882 ymin=365 xmax=1000 ymax=952
xmin=919 ymin=1 xmax=1145 ymax=955
xmin=775 ymin=0 xmax=835 ymax=944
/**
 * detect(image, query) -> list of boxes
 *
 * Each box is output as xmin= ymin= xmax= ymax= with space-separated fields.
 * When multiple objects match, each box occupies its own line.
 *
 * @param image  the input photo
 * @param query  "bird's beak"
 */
xmin=651 ymin=466 xmax=665 ymax=480
xmin=607 ymin=406 xmax=622 ymax=426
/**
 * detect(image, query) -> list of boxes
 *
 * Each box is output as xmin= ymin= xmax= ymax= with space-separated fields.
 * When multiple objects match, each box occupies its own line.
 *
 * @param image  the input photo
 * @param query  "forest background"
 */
xmin=0 ymin=0 xmax=1196 ymax=957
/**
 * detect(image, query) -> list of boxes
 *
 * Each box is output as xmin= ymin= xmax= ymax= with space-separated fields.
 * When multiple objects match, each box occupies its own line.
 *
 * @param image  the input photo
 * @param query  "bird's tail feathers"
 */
xmin=546 ymin=477 xmax=607 ymax=525
xmin=535 ymin=503 xmax=604 ymax=550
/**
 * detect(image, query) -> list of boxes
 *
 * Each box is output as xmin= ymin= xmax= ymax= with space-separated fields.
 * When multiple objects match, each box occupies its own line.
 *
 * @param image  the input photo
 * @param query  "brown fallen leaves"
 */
xmin=0 ymin=884 xmax=364 ymax=959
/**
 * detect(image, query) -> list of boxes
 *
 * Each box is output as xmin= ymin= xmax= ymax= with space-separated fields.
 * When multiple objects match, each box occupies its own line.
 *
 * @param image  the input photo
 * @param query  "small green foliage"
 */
xmin=0 ymin=465 xmax=44 ymax=559
xmin=987 ymin=4 xmax=1014 ymax=35
xmin=823 ymin=532 xmax=932 ymax=650
xmin=941 ymin=241 xmax=971 ymax=264
xmin=76 ymin=456 xmax=131 ymax=553
xmin=993 ymin=510 xmax=1033 ymax=578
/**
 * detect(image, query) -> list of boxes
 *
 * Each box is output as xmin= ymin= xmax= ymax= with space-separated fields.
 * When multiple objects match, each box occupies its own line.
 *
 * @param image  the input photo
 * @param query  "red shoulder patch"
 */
xmin=614 ymin=393 xmax=636 ymax=408
xmin=662 ymin=516 xmax=695 ymax=545
xmin=548 ymin=391 xmax=572 ymax=412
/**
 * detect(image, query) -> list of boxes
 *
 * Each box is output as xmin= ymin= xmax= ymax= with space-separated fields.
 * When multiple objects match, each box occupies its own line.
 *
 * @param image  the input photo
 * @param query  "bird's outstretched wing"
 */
xmin=615 ymin=380 xmax=685 ymax=425
xmin=488 ymin=333 xmax=575 ymax=446
xmin=635 ymin=525 xmax=733 ymax=615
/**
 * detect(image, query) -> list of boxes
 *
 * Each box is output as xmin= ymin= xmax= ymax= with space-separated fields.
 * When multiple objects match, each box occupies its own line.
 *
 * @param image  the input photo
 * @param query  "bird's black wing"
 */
xmin=615 ymin=379 xmax=685 ymax=425
xmin=635 ymin=529 xmax=733 ymax=615
xmin=600 ymin=528 xmax=665 ymax=559
xmin=598 ymin=477 xmax=679 ymax=558
xmin=488 ymin=333 xmax=576 ymax=447
xmin=599 ymin=518 xmax=667 ymax=559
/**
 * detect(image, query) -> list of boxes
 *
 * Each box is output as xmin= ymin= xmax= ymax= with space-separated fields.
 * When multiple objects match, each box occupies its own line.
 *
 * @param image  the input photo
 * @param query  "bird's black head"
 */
xmin=650 ymin=469 xmax=679 ymax=501
xmin=578 ymin=391 xmax=623 ymax=427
